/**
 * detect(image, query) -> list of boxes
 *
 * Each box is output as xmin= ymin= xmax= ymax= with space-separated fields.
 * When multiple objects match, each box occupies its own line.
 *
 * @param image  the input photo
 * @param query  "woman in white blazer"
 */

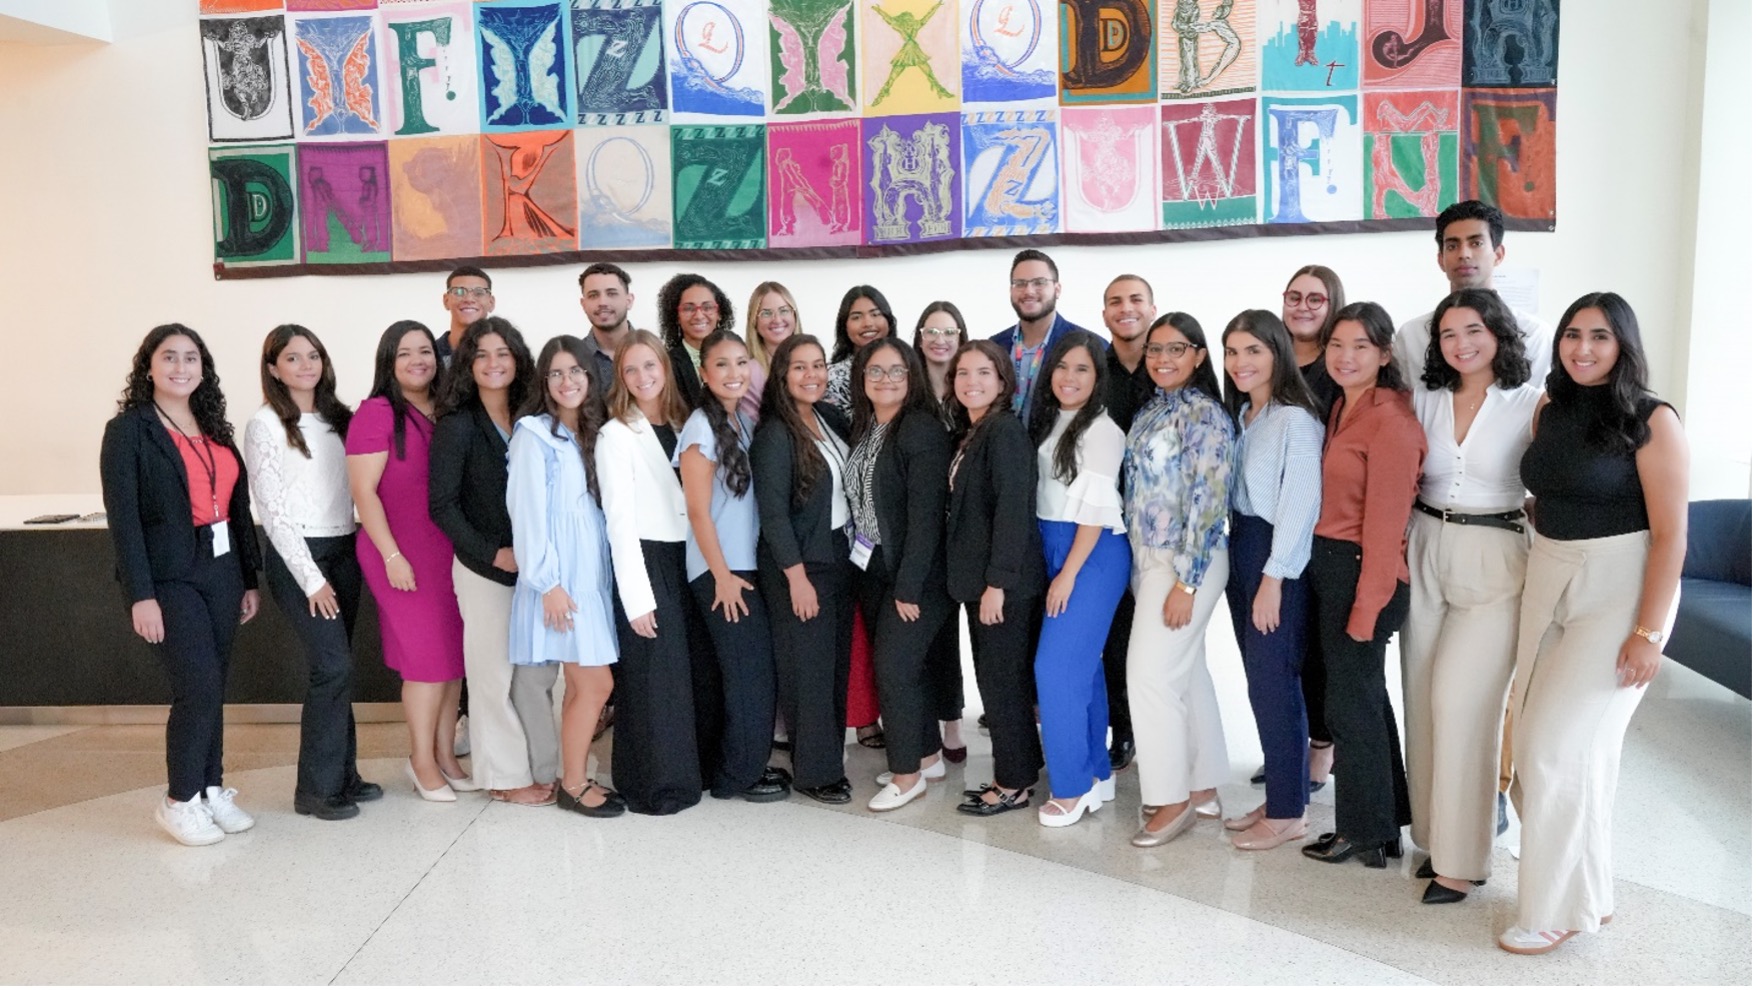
xmin=596 ymin=329 xmax=711 ymax=815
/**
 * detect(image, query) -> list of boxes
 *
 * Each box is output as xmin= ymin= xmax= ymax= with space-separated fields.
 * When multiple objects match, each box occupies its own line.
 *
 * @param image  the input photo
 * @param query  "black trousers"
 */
xmin=264 ymin=536 xmax=364 ymax=801
xmin=690 ymin=570 xmax=777 ymax=796
xmin=926 ymin=611 xmax=964 ymax=723
xmin=611 ymin=540 xmax=704 ymax=815
xmin=966 ymin=594 xmax=1044 ymax=790
xmin=761 ymin=538 xmax=853 ymax=789
xmin=857 ymin=546 xmax=955 ymax=775
xmin=1310 ymin=536 xmax=1412 ymax=845
xmin=152 ymin=537 xmax=246 ymax=801
xmin=1100 ymin=588 xmax=1135 ymax=746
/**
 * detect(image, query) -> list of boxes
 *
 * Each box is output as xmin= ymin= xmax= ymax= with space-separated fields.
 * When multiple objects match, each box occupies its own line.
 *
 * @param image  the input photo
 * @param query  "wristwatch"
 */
xmin=1634 ymin=624 xmax=1663 ymax=645
xmin=1175 ymin=581 xmax=1196 ymax=596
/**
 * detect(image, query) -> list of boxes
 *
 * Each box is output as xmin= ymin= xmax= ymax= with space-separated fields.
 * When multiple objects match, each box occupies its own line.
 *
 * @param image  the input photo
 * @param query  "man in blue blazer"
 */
xmin=988 ymin=249 xmax=1089 ymax=425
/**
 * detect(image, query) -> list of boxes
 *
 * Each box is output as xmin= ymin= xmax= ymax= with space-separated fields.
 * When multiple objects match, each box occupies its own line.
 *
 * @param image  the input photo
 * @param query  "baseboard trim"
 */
xmin=0 ymin=703 xmax=406 ymax=726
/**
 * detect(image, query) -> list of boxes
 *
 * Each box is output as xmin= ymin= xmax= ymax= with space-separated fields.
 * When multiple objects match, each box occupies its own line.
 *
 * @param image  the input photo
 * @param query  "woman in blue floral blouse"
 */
xmin=1122 ymin=313 xmax=1237 ymax=848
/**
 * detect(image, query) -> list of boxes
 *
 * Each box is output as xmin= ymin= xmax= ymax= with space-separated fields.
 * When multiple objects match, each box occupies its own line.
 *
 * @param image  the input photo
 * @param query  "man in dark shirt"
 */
xmin=988 ymin=248 xmax=1088 ymax=424
xmin=436 ymin=265 xmax=494 ymax=369
xmin=577 ymin=261 xmax=639 ymax=386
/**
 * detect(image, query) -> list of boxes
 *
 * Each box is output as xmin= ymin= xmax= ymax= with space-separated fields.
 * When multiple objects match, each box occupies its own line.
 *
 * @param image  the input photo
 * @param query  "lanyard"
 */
xmin=1011 ymin=328 xmax=1046 ymax=411
xmin=156 ymin=403 xmax=220 ymax=521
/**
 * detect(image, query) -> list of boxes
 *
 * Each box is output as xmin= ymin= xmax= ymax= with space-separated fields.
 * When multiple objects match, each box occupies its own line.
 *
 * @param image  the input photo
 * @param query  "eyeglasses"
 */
xmin=864 ymin=365 xmax=909 ymax=382
xmin=919 ymin=327 xmax=961 ymax=339
xmin=1284 ymin=290 xmax=1328 ymax=309
xmin=447 ymin=286 xmax=491 ymax=300
xmin=546 ymin=366 xmax=589 ymax=383
xmin=680 ymin=302 xmax=720 ymax=315
xmin=758 ymin=306 xmax=794 ymax=320
xmin=1145 ymin=342 xmax=1197 ymax=358
xmin=1010 ymin=277 xmax=1054 ymax=291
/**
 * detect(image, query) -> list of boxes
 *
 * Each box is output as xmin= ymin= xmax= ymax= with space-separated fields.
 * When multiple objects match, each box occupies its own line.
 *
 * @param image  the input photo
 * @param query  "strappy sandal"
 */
xmin=856 ymin=722 xmax=886 ymax=749
xmin=957 ymin=786 xmax=1032 ymax=817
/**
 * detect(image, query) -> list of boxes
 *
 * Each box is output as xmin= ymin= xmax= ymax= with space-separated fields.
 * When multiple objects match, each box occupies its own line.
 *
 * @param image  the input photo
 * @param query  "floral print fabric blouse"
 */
xmin=1123 ymin=386 xmax=1237 ymax=587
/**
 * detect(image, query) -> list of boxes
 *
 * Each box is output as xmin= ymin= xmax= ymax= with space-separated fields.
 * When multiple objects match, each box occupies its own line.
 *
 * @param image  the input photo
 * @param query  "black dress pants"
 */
xmin=611 ymin=540 xmax=704 ymax=815
xmin=925 ymin=613 xmax=964 ymax=723
xmin=857 ymin=546 xmax=954 ymax=776
xmin=966 ymin=594 xmax=1044 ymax=790
xmin=265 ymin=536 xmax=364 ymax=801
xmin=1100 ymin=588 xmax=1135 ymax=746
xmin=690 ymin=570 xmax=777 ymax=796
xmin=761 ymin=539 xmax=853 ymax=789
xmin=152 ymin=540 xmax=246 ymax=802
xmin=1310 ymin=536 xmax=1412 ymax=845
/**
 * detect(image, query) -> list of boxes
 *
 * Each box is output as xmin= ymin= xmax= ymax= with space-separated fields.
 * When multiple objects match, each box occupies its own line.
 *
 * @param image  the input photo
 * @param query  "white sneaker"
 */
xmin=203 ymin=786 xmax=255 ymax=834
xmin=454 ymin=716 xmax=471 ymax=757
xmin=156 ymin=797 xmax=225 ymax=846
xmin=875 ymin=759 xmax=946 ymax=786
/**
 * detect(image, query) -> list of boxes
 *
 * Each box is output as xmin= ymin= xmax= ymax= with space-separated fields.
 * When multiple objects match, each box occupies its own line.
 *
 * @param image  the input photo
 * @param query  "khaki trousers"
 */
xmin=1127 ymin=545 xmax=1230 ymax=806
xmin=1510 ymin=531 xmax=1672 ymax=933
xmin=1401 ymin=511 xmax=1526 ymax=880
xmin=454 ymin=561 xmax=559 ymax=790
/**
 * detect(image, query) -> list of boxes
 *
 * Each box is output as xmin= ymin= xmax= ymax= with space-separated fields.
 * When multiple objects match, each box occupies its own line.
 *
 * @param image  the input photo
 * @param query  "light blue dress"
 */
xmin=506 ymin=414 xmax=618 ymax=667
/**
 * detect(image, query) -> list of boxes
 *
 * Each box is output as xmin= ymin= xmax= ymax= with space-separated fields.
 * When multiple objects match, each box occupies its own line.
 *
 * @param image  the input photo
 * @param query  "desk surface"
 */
xmin=0 ymin=494 xmax=108 ymax=531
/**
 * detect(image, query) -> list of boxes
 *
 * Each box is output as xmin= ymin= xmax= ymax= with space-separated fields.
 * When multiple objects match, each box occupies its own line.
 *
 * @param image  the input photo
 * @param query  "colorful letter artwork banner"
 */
xmin=198 ymin=0 xmax=1560 ymax=277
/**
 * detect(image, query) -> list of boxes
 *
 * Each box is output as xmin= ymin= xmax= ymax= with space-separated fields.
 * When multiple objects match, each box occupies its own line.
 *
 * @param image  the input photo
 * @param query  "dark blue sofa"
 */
xmin=1667 ymin=499 xmax=1752 ymax=698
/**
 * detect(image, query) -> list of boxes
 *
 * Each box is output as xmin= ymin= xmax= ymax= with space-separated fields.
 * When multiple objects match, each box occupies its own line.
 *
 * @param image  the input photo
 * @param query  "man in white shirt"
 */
xmin=1393 ymin=200 xmax=1551 ymax=386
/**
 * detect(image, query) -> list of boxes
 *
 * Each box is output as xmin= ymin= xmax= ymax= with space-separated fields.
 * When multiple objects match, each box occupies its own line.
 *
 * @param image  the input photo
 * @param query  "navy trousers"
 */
xmin=1224 ymin=514 xmax=1311 ymax=819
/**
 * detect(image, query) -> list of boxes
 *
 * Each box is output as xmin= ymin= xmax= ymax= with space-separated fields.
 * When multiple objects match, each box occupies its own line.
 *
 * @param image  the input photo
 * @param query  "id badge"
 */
xmin=211 ymin=522 xmax=231 ymax=557
xmin=849 ymin=533 xmax=874 ymax=571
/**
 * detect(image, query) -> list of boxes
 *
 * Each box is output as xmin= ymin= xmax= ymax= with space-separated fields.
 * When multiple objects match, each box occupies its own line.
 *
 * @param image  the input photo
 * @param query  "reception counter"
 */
xmin=0 ymin=495 xmax=402 ymax=717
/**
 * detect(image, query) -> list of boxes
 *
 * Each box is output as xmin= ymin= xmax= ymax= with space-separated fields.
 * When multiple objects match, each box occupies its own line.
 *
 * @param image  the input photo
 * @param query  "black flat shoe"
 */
xmin=558 ymin=781 xmax=626 ymax=818
xmin=1417 ymin=856 xmax=1437 ymax=878
xmin=957 ymin=786 xmax=1032 ymax=817
xmin=294 ymin=792 xmax=360 ymax=820
xmin=742 ymin=767 xmax=793 ymax=803
xmin=1109 ymin=739 xmax=1135 ymax=772
xmin=1421 ymin=880 xmax=1470 ymax=904
xmin=1302 ymin=833 xmax=1394 ymax=868
xmin=342 ymin=777 xmax=383 ymax=803
xmin=1307 ymin=778 xmax=1328 ymax=795
xmin=1249 ymin=763 xmax=1267 ymax=785
xmin=963 ymin=782 xmax=999 ymax=800
xmin=798 ymin=781 xmax=853 ymax=804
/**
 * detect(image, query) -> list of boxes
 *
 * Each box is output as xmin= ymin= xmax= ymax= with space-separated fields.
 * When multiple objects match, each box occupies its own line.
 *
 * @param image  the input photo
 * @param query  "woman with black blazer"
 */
xmin=100 ymin=324 xmax=262 ymax=846
xmin=752 ymin=334 xmax=856 ymax=804
xmin=847 ymin=338 xmax=956 ymax=812
xmin=658 ymin=273 xmax=736 ymax=410
xmin=429 ymin=317 xmax=555 ymax=807
xmin=945 ymin=340 xmax=1045 ymax=816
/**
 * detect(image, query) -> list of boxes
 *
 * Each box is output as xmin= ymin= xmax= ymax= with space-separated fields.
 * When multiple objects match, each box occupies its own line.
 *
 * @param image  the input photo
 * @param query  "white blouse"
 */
xmin=243 ymin=406 xmax=356 ymax=596
xmin=1035 ymin=408 xmax=1126 ymax=534
xmin=812 ymin=414 xmax=851 ymax=531
xmin=1412 ymin=382 xmax=1544 ymax=512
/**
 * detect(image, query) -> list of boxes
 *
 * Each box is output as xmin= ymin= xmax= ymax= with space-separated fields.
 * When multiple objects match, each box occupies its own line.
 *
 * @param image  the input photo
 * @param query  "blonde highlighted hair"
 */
xmin=743 ymin=281 xmax=802 ymax=370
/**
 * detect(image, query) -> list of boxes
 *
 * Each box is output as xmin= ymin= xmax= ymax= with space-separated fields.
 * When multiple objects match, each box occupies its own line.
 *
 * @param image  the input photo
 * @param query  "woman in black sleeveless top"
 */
xmin=1500 ymin=292 xmax=1688 ymax=956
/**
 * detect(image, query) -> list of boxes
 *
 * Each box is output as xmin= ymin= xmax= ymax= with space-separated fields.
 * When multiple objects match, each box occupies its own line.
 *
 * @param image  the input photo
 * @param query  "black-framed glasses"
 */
xmin=447 ymin=286 xmax=491 ymax=299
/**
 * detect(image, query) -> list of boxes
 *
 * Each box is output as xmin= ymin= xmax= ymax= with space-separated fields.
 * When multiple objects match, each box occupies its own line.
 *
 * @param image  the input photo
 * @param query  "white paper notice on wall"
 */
xmin=1493 ymin=266 xmax=1542 ymax=320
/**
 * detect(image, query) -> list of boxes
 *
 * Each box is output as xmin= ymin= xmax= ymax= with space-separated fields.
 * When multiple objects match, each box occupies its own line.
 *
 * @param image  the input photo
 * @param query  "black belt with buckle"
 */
xmin=1415 ymin=501 xmax=1526 ymax=535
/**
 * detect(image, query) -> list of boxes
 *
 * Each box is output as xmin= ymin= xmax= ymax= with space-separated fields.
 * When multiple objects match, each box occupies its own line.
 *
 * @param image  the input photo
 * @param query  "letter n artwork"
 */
xmin=1363 ymin=89 xmax=1458 ymax=219
xmin=672 ymin=125 xmax=768 ymax=249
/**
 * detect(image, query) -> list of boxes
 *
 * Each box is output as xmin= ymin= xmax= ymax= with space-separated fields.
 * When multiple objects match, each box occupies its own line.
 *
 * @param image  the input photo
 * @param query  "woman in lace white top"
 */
xmin=243 ymin=325 xmax=376 ymax=821
xmin=1024 ymin=330 xmax=1131 ymax=827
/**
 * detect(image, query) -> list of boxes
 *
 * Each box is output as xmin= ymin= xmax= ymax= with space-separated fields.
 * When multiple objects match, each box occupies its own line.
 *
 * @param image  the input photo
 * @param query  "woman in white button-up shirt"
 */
xmin=1402 ymin=289 xmax=1543 ymax=905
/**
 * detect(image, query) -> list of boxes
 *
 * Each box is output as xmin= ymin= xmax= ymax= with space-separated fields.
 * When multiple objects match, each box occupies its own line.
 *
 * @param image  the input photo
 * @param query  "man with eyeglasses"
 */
xmin=989 ymin=249 xmax=1089 ymax=424
xmin=437 ymin=266 xmax=495 ymax=368
xmin=577 ymin=261 xmax=639 ymax=385
xmin=1391 ymin=200 xmax=1550 ymax=384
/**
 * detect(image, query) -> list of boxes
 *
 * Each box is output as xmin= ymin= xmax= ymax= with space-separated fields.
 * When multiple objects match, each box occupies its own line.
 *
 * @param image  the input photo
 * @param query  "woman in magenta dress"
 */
xmin=346 ymin=320 xmax=470 ymax=801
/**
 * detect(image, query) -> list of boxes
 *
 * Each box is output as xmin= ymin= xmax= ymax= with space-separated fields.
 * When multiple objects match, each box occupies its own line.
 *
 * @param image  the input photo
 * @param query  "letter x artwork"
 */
xmin=863 ymin=0 xmax=961 ymax=114
xmin=864 ymin=114 xmax=962 ymax=243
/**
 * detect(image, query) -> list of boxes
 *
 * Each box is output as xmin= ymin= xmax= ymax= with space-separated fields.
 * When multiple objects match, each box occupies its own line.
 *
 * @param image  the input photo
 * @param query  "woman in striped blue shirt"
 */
xmin=1219 ymin=310 xmax=1326 ymax=851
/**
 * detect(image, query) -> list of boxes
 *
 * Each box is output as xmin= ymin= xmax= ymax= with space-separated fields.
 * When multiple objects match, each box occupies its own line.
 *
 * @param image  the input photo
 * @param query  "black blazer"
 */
xmin=752 ymin=403 xmax=850 ymax=570
xmin=99 ymin=404 xmax=260 ymax=603
xmin=429 ymin=402 xmax=515 ymax=586
xmin=669 ymin=342 xmax=704 ymax=410
xmin=945 ymin=414 xmax=1046 ymax=603
xmin=867 ymin=408 xmax=952 ymax=605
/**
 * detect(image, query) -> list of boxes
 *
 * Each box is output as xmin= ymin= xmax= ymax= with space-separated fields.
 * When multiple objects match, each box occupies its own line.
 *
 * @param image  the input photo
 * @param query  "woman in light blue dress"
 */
xmin=506 ymin=336 xmax=624 ymax=819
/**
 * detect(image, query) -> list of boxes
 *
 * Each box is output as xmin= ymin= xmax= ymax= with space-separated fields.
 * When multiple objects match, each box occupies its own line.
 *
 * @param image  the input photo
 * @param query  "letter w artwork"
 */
xmin=292 ymin=15 xmax=383 ymax=136
xmin=479 ymin=2 xmax=572 ymax=129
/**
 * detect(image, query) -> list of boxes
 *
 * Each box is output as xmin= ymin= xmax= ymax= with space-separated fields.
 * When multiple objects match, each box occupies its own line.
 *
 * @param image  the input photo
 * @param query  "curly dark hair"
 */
xmin=831 ymin=285 xmax=897 ymax=363
xmin=1421 ymin=289 xmax=1531 ymax=392
xmin=119 ymin=324 xmax=233 ymax=445
xmin=1145 ymin=312 xmax=1224 ymax=406
xmin=522 ymin=335 xmax=607 ymax=501
xmin=436 ymin=316 xmax=536 ymax=417
xmin=260 ymin=324 xmax=352 ymax=458
xmin=1546 ymin=291 xmax=1660 ymax=454
xmin=946 ymin=339 xmax=1015 ymax=439
xmin=1027 ymin=330 xmax=1111 ymax=485
xmin=657 ymin=273 xmax=735 ymax=351
xmin=1220 ymin=310 xmax=1322 ymax=422
xmin=1324 ymin=302 xmax=1409 ymax=393
xmin=760 ymin=334 xmax=832 ymax=508
xmin=367 ymin=320 xmax=437 ymax=461
xmin=694 ymin=330 xmax=754 ymax=499
xmin=850 ymin=338 xmax=934 ymax=443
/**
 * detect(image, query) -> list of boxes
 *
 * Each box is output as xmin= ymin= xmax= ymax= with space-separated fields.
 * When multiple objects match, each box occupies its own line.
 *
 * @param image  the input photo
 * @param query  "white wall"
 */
xmin=0 ymin=0 xmax=1744 ymax=495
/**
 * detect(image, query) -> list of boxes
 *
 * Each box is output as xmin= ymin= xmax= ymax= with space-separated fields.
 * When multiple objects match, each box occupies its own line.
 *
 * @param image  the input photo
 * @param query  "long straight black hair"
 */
xmin=1325 ymin=301 xmax=1409 ymax=393
xmin=694 ymin=329 xmax=754 ymax=498
xmin=521 ymin=335 xmax=607 ymax=501
xmin=1220 ymin=310 xmax=1322 ymax=422
xmin=1546 ymin=291 xmax=1660 ymax=453
xmin=832 ymin=285 xmax=897 ymax=363
xmin=260 ymin=324 xmax=352 ymax=457
xmin=366 ymin=319 xmax=437 ymax=460
xmin=1027 ymin=329 xmax=1110 ymax=485
xmin=760 ymin=334 xmax=832 ymax=508
xmin=1145 ymin=312 xmax=1224 ymax=405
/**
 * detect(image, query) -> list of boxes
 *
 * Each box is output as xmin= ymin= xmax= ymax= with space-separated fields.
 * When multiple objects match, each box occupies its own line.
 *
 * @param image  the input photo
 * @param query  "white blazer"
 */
xmin=596 ymin=411 xmax=689 ymax=619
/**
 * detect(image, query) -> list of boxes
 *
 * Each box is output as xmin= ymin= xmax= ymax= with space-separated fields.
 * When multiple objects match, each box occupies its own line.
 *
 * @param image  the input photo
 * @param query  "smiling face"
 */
xmin=271 ymin=334 xmax=324 ymax=399
xmin=151 ymin=334 xmax=203 ymax=403
xmin=862 ymin=343 xmax=911 ymax=417
xmin=1281 ymin=274 xmax=1331 ymax=345
xmin=471 ymin=332 xmax=516 ymax=394
xmin=1325 ymin=319 xmax=1390 ymax=393
xmin=1557 ymin=306 xmax=1620 ymax=387
xmin=1103 ymin=277 xmax=1155 ymax=345
xmin=443 ymin=275 xmax=494 ymax=329
xmin=784 ymin=342 xmax=828 ymax=407
xmin=1049 ymin=345 xmax=1097 ymax=411
xmin=755 ymin=291 xmax=796 ymax=348
xmin=394 ymin=330 xmax=437 ymax=394
xmin=678 ymin=284 xmax=720 ymax=346
xmin=1436 ymin=306 xmax=1499 ymax=383
xmin=952 ymin=349 xmax=1003 ymax=419
xmin=620 ymin=342 xmax=667 ymax=406
xmin=545 ymin=351 xmax=590 ymax=413
xmin=701 ymin=338 xmax=750 ymax=408
xmin=1223 ymin=330 xmax=1274 ymax=402
xmin=917 ymin=310 xmax=962 ymax=366
xmin=1144 ymin=322 xmax=1205 ymax=392
xmin=1009 ymin=259 xmax=1060 ymax=323
xmin=844 ymin=296 xmax=889 ymax=348
xmin=1438 ymin=218 xmax=1504 ymax=292
xmin=579 ymin=273 xmax=633 ymax=332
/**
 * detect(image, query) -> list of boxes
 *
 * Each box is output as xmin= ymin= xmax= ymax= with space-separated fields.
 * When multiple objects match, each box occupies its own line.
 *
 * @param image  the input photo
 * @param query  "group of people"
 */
xmin=99 ymin=201 xmax=1687 ymax=957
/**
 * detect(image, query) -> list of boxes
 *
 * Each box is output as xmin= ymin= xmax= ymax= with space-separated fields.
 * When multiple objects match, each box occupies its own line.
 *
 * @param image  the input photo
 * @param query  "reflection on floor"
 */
xmin=0 ymin=632 xmax=1748 ymax=985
